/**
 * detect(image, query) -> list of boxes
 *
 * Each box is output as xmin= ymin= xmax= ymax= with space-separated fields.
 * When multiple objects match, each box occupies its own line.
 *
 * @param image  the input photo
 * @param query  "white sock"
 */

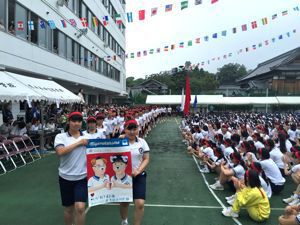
xmin=122 ymin=219 xmax=128 ymax=223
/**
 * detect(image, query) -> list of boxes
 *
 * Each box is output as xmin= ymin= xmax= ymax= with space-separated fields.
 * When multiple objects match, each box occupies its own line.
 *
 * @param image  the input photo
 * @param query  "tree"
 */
xmin=216 ymin=63 xmax=248 ymax=85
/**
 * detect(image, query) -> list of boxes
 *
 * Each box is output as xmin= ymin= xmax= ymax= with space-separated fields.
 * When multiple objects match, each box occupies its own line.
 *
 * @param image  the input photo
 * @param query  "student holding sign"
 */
xmin=119 ymin=119 xmax=150 ymax=225
xmin=54 ymin=112 xmax=88 ymax=225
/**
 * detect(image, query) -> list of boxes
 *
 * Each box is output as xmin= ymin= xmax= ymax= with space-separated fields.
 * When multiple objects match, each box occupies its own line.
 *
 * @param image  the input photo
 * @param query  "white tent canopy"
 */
xmin=3 ymin=72 xmax=81 ymax=103
xmin=0 ymin=71 xmax=45 ymax=102
xmin=146 ymin=95 xmax=300 ymax=105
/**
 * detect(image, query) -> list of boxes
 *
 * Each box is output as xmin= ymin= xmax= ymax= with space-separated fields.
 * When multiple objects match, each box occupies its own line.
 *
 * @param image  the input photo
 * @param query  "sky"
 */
xmin=125 ymin=0 xmax=300 ymax=79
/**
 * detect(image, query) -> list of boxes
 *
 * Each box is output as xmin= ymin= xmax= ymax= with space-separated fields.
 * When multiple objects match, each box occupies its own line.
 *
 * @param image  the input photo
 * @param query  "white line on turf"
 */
xmin=192 ymin=155 xmax=243 ymax=225
xmin=85 ymin=207 xmax=90 ymax=214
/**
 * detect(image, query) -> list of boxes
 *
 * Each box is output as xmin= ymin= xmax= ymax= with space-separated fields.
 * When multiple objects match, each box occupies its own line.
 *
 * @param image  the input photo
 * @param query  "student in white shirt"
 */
xmin=119 ymin=119 xmax=150 ymax=225
xmin=83 ymin=116 xmax=106 ymax=139
xmin=256 ymin=148 xmax=286 ymax=195
xmin=96 ymin=114 xmax=108 ymax=139
xmin=54 ymin=112 xmax=88 ymax=225
xmin=265 ymin=139 xmax=285 ymax=176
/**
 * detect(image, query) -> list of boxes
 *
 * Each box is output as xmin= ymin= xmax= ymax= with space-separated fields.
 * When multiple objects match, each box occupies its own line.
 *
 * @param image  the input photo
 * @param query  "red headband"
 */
xmin=258 ymin=148 xmax=263 ymax=155
xmin=124 ymin=119 xmax=138 ymax=127
xmin=295 ymin=151 xmax=300 ymax=160
xmin=87 ymin=116 xmax=96 ymax=122
xmin=68 ymin=111 xmax=82 ymax=120
xmin=250 ymin=162 xmax=262 ymax=173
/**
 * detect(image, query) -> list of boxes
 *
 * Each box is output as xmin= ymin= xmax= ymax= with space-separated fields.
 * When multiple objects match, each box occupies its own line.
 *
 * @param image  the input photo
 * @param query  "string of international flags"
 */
xmin=191 ymin=28 xmax=297 ymax=68
xmin=125 ymin=6 xmax=299 ymax=60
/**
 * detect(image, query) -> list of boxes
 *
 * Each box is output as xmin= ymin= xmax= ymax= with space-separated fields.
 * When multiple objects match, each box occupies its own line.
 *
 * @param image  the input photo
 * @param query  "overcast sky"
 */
xmin=125 ymin=0 xmax=300 ymax=79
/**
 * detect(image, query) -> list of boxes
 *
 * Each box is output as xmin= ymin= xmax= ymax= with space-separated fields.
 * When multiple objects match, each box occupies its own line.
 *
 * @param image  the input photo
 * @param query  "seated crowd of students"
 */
xmin=180 ymin=112 xmax=300 ymax=224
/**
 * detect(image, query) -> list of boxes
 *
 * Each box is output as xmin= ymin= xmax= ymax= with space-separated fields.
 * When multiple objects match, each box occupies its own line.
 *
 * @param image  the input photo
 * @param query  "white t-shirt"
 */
xmin=286 ymin=140 xmax=293 ymax=153
xmin=223 ymin=131 xmax=231 ymax=140
xmin=260 ymin=159 xmax=285 ymax=185
xmin=224 ymin=146 xmax=234 ymax=162
xmin=232 ymin=164 xmax=245 ymax=180
xmin=259 ymin=176 xmax=272 ymax=198
xmin=129 ymin=137 xmax=150 ymax=170
xmin=88 ymin=174 xmax=110 ymax=187
xmin=270 ymin=147 xmax=285 ymax=169
xmin=254 ymin=141 xmax=265 ymax=150
xmin=203 ymin=147 xmax=217 ymax=162
xmin=291 ymin=164 xmax=300 ymax=173
xmin=288 ymin=129 xmax=297 ymax=142
xmin=83 ymin=129 xmax=106 ymax=139
xmin=111 ymin=174 xmax=132 ymax=185
xmin=54 ymin=132 xmax=87 ymax=181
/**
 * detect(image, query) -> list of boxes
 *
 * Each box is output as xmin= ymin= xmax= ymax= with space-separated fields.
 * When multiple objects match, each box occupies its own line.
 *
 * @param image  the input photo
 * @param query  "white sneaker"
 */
xmin=227 ymin=198 xmax=235 ymax=206
xmin=283 ymin=195 xmax=297 ymax=204
xmin=210 ymin=181 xmax=224 ymax=191
xmin=200 ymin=167 xmax=210 ymax=173
xmin=222 ymin=207 xmax=239 ymax=218
xmin=225 ymin=194 xmax=236 ymax=201
xmin=289 ymin=198 xmax=300 ymax=206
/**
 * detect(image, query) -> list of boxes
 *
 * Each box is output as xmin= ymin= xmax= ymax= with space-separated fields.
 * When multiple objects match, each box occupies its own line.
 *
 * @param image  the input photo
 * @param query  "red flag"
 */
xmin=211 ymin=0 xmax=218 ymax=4
xmin=139 ymin=10 xmax=145 ymax=20
xmin=184 ymin=75 xmax=191 ymax=115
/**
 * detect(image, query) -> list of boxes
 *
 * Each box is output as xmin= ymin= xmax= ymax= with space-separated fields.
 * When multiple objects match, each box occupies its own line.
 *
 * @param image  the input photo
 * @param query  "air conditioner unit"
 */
xmin=57 ymin=0 xmax=65 ymax=7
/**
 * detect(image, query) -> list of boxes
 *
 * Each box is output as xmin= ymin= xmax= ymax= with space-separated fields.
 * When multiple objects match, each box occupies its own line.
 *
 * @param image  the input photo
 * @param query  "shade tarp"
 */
xmin=146 ymin=95 xmax=300 ymax=105
xmin=0 ymin=71 xmax=44 ymax=102
xmin=5 ymin=72 xmax=81 ymax=103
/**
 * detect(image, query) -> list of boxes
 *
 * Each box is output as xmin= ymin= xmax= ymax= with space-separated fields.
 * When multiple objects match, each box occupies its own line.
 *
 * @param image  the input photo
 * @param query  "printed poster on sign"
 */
xmin=86 ymin=138 xmax=132 ymax=207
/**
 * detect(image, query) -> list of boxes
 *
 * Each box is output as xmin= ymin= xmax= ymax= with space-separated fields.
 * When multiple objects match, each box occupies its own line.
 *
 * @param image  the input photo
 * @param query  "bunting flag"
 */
xmin=130 ymin=53 xmax=134 ymax=58
xmin=195 ymin=38 xmax=201 ymax=43
xmin=69 ymin=19 xmax=77 ymax=27
xmin=282 ymin=10 xmax=288 ymax=16
xmin=137 ymin=51 xmax=141 ymax=57
xmin=211 ymin=0 xmax=218 ymax=4
xmin=221 ymin=30 xmax=227 ymax=36
xmin=232 ymin=27 xmax=237 ymax=34
xmin=157 ymin=48 xmax=161 ymax=53
xmin=115 ymin=14 xmax=122 ymax=25
xmin=251 ymin=21 xmax=257 ymax=29
xmin=179 ymin=42 xmax=184 ymax=48
xmin=61 ymin=20 xmax=67 ymax=28
xmin=28 ymin=21 xmax=34 ymax=30
xmin=39 ymin=20 xmax=46 ymax=29
xmin=242 ymin=24 xmax=247 ymax=31
xmin=195 ymin=0 xmax=202 ymax=5
xmin=149 ymin=49 xmax=154 ymax=54
xmin=272 ymin=14 xmax=278 ymax=20
xmin=188 ymin=40 xmax=193 ymax=46
xmin=165 ymin=4 xmax=173 ymax=12
xmin=193 ymin=95 xmax=198 ymax=110
xmin=204 ymin=36 xmax=209 ymax=41
xmin=171 ymin=44 xmax=175 ymax=50
xmin=184 ymin=75 xmax=191 ymax=115
xmin=17 ymin=21 xmax=24 ymax=30
xmin=143 ymin=50 xmax=147 ymax=56
xmin=48 ymin=20 xmax=56 ymax=29
xmin=262 ymin=17 xmax=268 ymax=25
xmin=80 ymin=18 xmax=88 ymax=27
xmin=164 ymin=46 xmax=169 ymax=51
xmin=139 ymin=10 xmax=146 ymax=20
xmin=212 ymin=33 xmax=217 ymax=38
xmin=181 ymin=1 xmax=188 ymax=10
xmin=151 ymin=7 xmax=158 ymax=16
xmin=294 ymin=6 xmax=299 ymax=11
xmin=92 ymin=17 xmax=98 ymax=27
xmin=106 ymin=56 xmax=111 ymax=61
xmin=127 ymin=12 xmax=133 ymax=23
xmin=103 ymin=16 xmax=109 ymax=26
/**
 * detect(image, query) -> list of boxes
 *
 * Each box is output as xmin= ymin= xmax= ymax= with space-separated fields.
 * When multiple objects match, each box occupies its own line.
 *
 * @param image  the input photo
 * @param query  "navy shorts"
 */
xmin=133 ymin=171 xmax=147 ymax=200
xmin=59 ymin=176 xmax=88 ymax=207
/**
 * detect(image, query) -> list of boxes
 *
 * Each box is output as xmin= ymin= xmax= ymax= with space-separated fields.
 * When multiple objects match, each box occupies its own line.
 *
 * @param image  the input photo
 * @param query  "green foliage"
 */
xmin=216 ymin=63 xmax=248 ymax=85
xmin=127 ymin=63 xmax=248 ymax=95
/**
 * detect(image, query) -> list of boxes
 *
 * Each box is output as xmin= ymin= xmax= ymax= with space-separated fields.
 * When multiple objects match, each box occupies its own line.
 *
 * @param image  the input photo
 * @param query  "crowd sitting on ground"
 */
xmin=180 ymin=111 xmax=300 ymax=224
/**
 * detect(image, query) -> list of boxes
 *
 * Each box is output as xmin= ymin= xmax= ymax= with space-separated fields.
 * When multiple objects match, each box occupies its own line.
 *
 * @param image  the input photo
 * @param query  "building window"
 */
xmin=0 ymin=0 xmax=6 ymax=31
xmin=66 ymin=36 xmax=72 ymax=60
xmin=91 ymin=53 xmax=96 ymax=71
xmin=72 ymin=41 xmax=79 ymax=64
xmin=8 ymin=0 xmax=15 ymax=35
xmin=79 ymin=46 xmax=84 ymax=66
xmin=58 ymin=31 xmax=66 ymax=58
xmin=99 ymin=58 xmax=104 ymax=74
xmin=53 ymin=29 xmax=58 ymax=54
xmin=29 ymin=12 xmax=38 ymax=44
xmin=46 ymin=22 xmax=52 ymax=51
xmin=84 ymin=48 xmax=89 ymax=68
xmin=15 ymin=3 xmax=28 ymax=39
xmin=38 ymin=18 xmax=46 ymax=48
